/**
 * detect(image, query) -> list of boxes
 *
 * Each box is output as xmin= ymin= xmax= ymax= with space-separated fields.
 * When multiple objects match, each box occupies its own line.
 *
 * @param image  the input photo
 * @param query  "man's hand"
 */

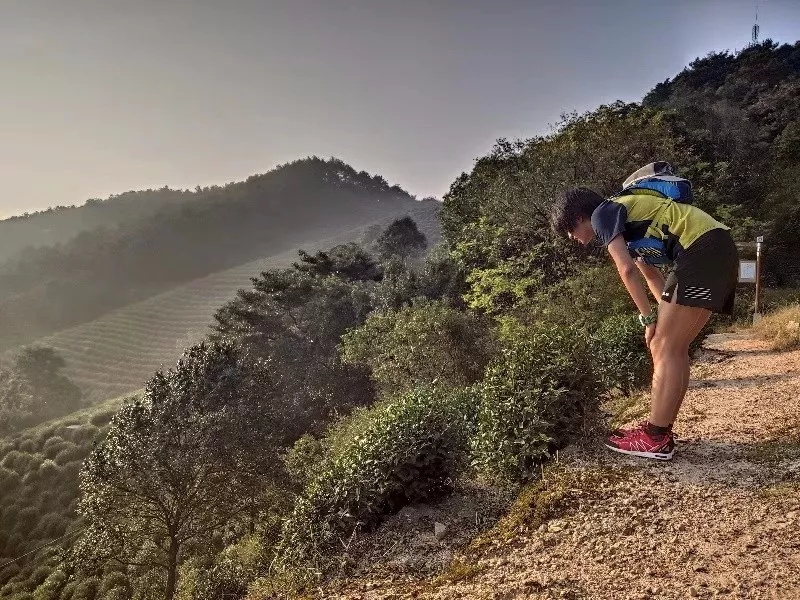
xmin=645 ymin=323 xmax=656 ymax=348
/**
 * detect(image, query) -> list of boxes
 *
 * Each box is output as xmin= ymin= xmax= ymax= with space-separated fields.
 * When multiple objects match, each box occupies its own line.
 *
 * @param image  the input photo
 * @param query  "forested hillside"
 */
xmin=2 ymin=204 xmax=439 ymax=410
xmin=643 ymin=40 xmax=800 ymax=284
xmin=0 ymin=157 xmax=430 ymax=349
xmin=0 ymin=188 xmax=197 ymax=265
xmin=2 ymin=41 xmax=800 ymax=600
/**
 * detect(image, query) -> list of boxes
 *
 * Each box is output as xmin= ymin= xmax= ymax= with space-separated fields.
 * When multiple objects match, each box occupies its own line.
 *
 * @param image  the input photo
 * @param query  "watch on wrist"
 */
xmin=638 ymin=312 xmax=657 ymax=326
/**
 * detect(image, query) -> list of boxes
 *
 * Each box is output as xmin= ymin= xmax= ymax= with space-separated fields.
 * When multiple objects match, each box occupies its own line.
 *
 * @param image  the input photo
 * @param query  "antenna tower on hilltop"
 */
xmin=751 ymin=2 xmax=760 ymax=45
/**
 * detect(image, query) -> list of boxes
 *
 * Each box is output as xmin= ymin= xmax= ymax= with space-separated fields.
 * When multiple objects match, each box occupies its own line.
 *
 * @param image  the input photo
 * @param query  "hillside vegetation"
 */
xmin=0 ymin=157 xmax=431 ymax=350
xmin=0 ymin=394 xmax=134 ymax=598
xmin=320 ymin=332 xmax=800 ymax=599
xmin=1 ymin=204 xmax=439 ymax=407
xmin=0 ymin=188 xmax=197 ymax=265
xmin=2 ymin=40 xmax=800 ymax=600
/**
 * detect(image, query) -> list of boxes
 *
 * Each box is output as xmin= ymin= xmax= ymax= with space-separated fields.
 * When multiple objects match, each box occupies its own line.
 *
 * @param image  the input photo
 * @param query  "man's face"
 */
xmin=567 ymin=217 xmax=595 ymax=245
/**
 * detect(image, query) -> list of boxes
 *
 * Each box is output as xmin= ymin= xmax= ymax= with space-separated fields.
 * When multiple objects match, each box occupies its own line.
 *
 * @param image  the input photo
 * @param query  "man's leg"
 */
xmin=648 ymin=298 xmax=712 ymax=427
xmin=671 ymin=308 xmax=711 ymax=424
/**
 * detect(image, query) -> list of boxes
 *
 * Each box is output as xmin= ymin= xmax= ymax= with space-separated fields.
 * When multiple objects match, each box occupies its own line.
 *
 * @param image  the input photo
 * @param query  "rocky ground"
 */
xmin=311 ymin=332 xmax=800 ymax=600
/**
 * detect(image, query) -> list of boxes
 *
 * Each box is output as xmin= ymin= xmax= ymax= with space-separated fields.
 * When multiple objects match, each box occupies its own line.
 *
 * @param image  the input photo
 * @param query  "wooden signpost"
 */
xmin=738 ymin=236 xmax=764 ymax=324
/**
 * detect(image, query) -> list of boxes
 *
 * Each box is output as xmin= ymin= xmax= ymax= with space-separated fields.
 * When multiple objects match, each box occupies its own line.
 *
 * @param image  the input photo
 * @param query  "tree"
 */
xmin=212 ymin=249 xmax=378 ymax=437
xmin=375 ymin=217 xmax=427 ymax=261
xmin=0 ymin=347 xmax=81 ymax=435
xmin=75 ymin=342 xmax=279 ymax=600
xmin=292 ymin=242 xmax=382 ymax=282
xmin=14 ymin=346 xmax=82 ymax=418
xmin=0 ymin=364 xmax=35 ymax=435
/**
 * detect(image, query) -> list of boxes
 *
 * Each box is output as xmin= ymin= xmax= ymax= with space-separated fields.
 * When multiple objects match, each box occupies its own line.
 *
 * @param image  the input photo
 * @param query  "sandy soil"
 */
xmin=312 ymin=332 xmax=800 ymax=600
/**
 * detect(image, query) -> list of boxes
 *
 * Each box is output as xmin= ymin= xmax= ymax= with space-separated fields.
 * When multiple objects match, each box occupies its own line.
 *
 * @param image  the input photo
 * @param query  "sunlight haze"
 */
xmin=3 ymin=0 xmax=800 ymax=217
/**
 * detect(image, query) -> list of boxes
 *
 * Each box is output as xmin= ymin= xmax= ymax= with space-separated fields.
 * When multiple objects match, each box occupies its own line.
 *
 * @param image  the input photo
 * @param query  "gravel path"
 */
xmin=318 ymin=332 xmax=800 ymax=600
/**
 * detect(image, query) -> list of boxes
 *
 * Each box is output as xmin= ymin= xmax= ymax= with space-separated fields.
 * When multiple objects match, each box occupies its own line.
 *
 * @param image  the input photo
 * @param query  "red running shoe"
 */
xmin=605 ymin=423 xmax=675 ymax=460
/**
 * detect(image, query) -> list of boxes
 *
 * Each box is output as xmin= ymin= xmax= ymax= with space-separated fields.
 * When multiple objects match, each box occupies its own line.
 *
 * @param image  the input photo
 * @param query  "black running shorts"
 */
xmin=660 ymin=228 xmax=739 ymax=315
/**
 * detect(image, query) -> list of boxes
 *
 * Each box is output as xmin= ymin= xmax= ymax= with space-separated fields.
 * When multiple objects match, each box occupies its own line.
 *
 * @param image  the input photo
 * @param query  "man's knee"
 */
xmin=649 ymin=333 xmax=684 ymax=361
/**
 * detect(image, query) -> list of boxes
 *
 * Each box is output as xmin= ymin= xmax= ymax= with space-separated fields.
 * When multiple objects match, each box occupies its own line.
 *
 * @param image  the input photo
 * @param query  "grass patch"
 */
xmin=746 ymin=439 xmax=800 ymax=464
xmin=418 ymin=463 xmax=633 ymax=593
xmin=754 ymin=304 xmax=800 ymax=351
xmin=758 ymin=481 xmax=800 ymax=500
xmin=464 ymin=465 xmax=630 ymax=555
xmin=601 ymin=391 xmax=649 ymax=431
xmin=428 ymin=559 xmax=486 ymax=586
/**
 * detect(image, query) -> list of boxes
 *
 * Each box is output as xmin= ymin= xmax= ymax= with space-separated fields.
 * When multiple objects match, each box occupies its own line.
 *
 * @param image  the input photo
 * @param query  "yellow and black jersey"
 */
xmin=590 ymin=190 xmax=729 ymax=265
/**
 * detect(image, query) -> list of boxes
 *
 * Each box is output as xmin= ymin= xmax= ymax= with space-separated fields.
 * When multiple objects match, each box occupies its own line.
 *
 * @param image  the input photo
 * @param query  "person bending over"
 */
xmin=550 ymin=176 xmax=738 ymax=460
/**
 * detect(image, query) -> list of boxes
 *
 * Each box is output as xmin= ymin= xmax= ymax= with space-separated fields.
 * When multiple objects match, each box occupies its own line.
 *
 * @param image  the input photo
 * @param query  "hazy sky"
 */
xmin=2 ymin=0 xmax=800 ymax=218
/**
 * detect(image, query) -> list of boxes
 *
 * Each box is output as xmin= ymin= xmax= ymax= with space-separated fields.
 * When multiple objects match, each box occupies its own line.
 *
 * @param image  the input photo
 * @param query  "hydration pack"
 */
xmin=615 ymin=161 xmax=693 ymax=204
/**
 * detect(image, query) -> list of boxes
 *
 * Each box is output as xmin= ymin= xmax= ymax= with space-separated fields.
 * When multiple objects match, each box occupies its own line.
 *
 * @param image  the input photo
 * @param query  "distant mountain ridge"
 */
xmin=0 ymin=187 xmax=198 ymax=264
xmin=0 ymin=157 xmax=433 ymax=349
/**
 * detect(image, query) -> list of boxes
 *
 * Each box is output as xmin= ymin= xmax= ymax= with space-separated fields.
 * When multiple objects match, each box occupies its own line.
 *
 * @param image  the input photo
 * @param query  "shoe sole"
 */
xmin=604 ymin=443 xmax=674 ymax=461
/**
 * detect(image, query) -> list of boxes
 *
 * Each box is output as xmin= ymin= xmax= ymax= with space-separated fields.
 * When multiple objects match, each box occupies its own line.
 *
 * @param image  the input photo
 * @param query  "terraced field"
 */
xmin=6 ymin=205 xmax=440 ymax=405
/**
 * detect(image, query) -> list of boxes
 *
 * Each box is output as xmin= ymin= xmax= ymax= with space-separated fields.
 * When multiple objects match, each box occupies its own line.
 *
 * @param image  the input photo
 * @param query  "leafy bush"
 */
xmin=470 ymin=321 xmax=601 ymax=484
xmin=0 ymin=403 xmax=120 ymax=597
xmin=589 ymin=314 xmax=651 ymax=394
xmin=32 ymin=570 xmax=67 ymax=600
xmin=177 ymin=535 xmax=267 ymax=600
xmin=340 ymin=300 xmax=495 ymax=396
xmin=526 ymin=264 xmax=635 ymax=329
xmin=281 ymin=434 xmax=324 ymax=491
xmin=719 ymin=286 xmax=800 ymax=328
xmin=53 ymin=445 xmax=83 ymax=466
xmin=97 ymin=572 xmax=130 ymax=600
xmin=41 ymin=438 xmax=66 ymax=460
xmin=271 ymin=386 xmax=473 ymax=587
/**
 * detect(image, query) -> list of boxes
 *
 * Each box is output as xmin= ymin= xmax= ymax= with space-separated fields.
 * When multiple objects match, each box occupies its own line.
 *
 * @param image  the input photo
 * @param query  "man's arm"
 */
xmin=607 ymin=237 xmax=653 ymax=317
xmin=635 ymin=259 xmax=666 ymax=301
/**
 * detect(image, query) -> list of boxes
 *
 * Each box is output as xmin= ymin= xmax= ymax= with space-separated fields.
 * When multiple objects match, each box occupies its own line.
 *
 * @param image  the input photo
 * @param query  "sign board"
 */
xmin=739 ymin=260 xmax=757 ymax=283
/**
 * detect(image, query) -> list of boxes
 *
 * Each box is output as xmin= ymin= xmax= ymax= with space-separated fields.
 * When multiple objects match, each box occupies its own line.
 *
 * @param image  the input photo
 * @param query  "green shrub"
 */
xmin=26 ymin=569 xmax=50 ymax=590
xmin=31 ymin=513 xmax=67 ymax=539
xmin=2 ymin=505 xmax=20 ymax=525
xmin=89 ymin=410 xmax=115 ymax=427
xmin=37 ymin=460 xmax=59 ymax=480
xmin=177 ymin=536 xmax=267 ymax=600
xmin=281 ymin=434 xmax=324 ymax=490
xmin=41 ymin=439 xmax=66 ymax=460
xmin=1 ymin=451 xmax=26 ymax=473
xmin=525 ymin=264 xmax=635 ymax=329
xmin=714 ymin=286 xmax=800 ymax=328
xmin=97 ymin=572 xmax=129 ymax=599
xmin=340 ymin=300 xmax=495 ymax=396
xmin=0 ymin=468 xmax=21 ymax=492
xmin=16 ymin=507 xmax=38 ymax=530
xmin=70 ymin=577 xmax=100 ymax=600
xmin=32 ymin=570 xmax=67 ymax=600
xmin=470 ymin=321 xmax=601 ymax=484
xmin=65 ymin=425 xmax=98 ymax=445
xmin=52 ymin=445 xmax=82 ymax=466
xmin=58 ymin=580 xmax=77 ymax=600
xmin=272 ymin=386 xmax=472 ymax=586
xmin=34 ymin=427 xmax=58 ymax=449
xmin=589 ymin=314 xmax=651 ymax=394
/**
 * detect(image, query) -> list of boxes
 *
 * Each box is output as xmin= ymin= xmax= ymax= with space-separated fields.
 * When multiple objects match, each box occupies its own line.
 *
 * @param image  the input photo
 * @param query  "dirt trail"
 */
xmin=319 ymin=332 xmax=800 ymax=600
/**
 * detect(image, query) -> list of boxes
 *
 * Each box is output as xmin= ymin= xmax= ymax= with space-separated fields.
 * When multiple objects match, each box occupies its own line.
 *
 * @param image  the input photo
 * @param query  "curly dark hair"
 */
xmin=550 ymin=187 xmax=606 ymax=237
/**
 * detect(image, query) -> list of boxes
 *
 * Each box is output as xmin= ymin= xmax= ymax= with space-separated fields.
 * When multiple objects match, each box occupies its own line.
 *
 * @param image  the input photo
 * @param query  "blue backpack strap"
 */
xmin=618 ymin=176 xmax=693 ymax=204
xmin=627 ymin=237 xmax=670 ymax=265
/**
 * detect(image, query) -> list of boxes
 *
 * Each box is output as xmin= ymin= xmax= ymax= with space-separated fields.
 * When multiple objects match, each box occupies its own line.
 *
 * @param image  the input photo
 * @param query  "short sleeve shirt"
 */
xmin=590 ymin=193 xmax=729 ymax=265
